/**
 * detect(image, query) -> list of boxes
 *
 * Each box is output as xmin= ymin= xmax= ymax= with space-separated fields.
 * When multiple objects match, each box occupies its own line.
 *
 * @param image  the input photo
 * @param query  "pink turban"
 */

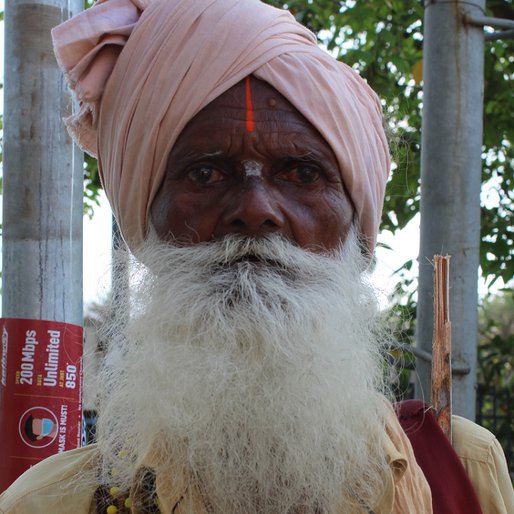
xmin=52 ymin=0 xmax=390 ymax=252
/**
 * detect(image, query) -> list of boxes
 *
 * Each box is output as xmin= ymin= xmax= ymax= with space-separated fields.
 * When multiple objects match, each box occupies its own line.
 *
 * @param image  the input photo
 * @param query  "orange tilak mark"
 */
xmin=245 ymin=76 xmax=255 ymax=133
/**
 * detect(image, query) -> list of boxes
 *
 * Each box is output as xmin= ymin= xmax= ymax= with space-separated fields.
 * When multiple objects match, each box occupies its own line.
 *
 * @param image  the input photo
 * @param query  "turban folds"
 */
xmin=52 ymin=0 xmax=390 ymax=252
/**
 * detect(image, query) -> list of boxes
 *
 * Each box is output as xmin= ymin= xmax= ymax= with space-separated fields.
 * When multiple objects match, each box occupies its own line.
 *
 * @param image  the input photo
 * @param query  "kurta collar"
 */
xmin=134 ymin=429 xmax=409 ymax=514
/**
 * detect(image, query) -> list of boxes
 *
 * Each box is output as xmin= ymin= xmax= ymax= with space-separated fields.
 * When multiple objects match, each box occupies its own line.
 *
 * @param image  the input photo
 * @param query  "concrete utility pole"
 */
xmin=3 ymin=0 xmax=83 ymax=324
xmin=1 ymin=3 xmax=84 ymax=488
xmin=416 ymin=0 xmax=486 ymax=419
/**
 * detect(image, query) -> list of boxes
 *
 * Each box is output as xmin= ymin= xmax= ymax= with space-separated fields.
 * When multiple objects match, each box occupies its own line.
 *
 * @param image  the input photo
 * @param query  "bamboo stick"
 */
xmin=431 ymin=255 xmax=452 ymax=442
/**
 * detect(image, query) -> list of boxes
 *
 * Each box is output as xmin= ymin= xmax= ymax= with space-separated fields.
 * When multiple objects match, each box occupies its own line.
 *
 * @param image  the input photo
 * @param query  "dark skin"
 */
xmin=151 ymin=76 xmax=354 ymax=252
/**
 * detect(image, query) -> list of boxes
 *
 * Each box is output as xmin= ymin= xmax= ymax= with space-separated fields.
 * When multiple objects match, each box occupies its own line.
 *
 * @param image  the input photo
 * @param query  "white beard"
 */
xmin=96 ymin=231 xmax=391 ymax=513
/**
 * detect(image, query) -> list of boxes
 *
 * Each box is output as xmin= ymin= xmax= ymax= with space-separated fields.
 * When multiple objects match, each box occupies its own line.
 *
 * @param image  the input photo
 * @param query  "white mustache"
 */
xmin=135 ymin=232 xmax=367 ymax=287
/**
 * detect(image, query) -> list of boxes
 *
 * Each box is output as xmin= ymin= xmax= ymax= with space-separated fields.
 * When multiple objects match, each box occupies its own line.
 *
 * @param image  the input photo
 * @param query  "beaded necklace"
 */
xmin=94 ymin=467 xmax=160 ymax=514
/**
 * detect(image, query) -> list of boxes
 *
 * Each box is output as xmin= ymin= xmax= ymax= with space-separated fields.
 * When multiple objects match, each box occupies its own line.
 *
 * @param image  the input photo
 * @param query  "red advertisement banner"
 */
xmin=0 ymin=318 xmax=83 ymax=492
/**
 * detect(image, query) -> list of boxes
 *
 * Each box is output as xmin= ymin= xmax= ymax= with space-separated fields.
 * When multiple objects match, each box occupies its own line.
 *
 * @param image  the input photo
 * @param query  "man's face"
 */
xmin=151 ymin=77 xmax=354 ymax=251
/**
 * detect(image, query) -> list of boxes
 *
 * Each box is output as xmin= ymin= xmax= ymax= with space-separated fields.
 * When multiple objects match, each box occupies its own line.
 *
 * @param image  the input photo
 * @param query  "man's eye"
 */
xmin=188 ymin=166 xmax=225 ymax=184
xmin=279 ymin=165 xmax=321 ymax=184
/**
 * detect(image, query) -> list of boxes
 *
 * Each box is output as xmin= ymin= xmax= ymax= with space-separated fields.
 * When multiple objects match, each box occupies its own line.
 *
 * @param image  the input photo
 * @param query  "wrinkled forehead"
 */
xmin=198 ymin=76 xmax=301 ymax=120
xmin=170 ymin=76 xmax=337 ymax=161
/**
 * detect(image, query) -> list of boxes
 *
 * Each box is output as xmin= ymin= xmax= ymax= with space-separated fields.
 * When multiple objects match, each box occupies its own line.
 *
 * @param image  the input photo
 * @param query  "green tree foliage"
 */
xmin=84 ymin=153 xmax=101 ymax=218
xmin=477 ymin=292 xmax=514 ymax=473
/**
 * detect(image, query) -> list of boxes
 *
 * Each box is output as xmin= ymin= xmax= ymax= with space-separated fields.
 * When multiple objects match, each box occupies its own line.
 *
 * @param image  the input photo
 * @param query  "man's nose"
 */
xmin=221 ymin=179 xmax=285 ymax=236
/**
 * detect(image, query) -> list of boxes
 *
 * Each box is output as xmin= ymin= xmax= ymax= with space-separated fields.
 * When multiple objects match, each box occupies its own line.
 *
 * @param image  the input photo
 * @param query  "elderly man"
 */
xmin=1 ymin=0 xmax=512 ymax=513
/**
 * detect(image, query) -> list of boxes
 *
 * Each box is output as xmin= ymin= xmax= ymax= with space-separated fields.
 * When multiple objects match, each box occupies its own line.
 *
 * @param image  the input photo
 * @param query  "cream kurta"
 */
xmin=0 ymin=413 xmax=511 ymax=514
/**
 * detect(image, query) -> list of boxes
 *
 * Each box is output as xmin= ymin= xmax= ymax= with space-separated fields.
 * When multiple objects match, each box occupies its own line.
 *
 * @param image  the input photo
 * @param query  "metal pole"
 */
xmin=1 ymin=0 xmax=84 ymax=488
xmin=3 ymin=0 xmax=83 ymax=324
xmin=416 ymin=0 xmax=485 ymax=420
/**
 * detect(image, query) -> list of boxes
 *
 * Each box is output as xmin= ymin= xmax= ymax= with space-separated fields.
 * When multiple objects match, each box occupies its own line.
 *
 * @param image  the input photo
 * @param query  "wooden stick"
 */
xmin=431 ymin=255 xmax=452 ymax=442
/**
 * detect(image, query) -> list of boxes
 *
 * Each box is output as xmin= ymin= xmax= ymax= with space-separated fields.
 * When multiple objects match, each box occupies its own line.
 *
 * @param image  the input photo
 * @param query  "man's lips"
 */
xmin=232 ymin=255 xmax=262 ymax=263
xmin=218 ymin=254 xmax=283 ymax=267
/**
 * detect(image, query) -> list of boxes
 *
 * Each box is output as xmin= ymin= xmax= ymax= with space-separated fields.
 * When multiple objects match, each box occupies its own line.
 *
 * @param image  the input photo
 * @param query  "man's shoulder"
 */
xmin=452 ymin=415 xmax=499 ymax=463
xmin=0 ymin=444 xmax=99 ymax=514
xmin=452 ymin=415 xmax=514 ymax=513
